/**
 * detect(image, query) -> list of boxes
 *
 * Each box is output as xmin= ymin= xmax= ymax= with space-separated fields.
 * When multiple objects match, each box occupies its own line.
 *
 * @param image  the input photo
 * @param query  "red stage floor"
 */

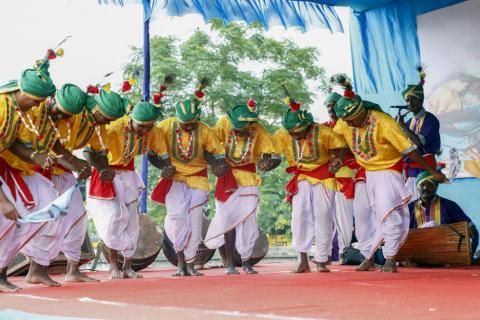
xmin=1 ymin=262 xmax=480 ymax=320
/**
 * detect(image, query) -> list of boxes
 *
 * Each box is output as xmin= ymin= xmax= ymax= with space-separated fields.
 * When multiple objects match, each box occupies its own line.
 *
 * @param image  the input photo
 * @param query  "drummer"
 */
xmin=408 ymin=171 xmax=479 ymax=261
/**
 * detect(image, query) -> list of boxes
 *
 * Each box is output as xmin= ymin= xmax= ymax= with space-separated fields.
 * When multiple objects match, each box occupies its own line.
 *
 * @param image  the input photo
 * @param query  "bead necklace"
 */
xmin=48 ymin=115 xmax=71 ymax=146
xmin=94 ymin=124 xmax=107 ymax=152
xmin=227 ymin=128 xmax=255 ymax=164
xmin=175 ymin=127 xmax=194 ymax=161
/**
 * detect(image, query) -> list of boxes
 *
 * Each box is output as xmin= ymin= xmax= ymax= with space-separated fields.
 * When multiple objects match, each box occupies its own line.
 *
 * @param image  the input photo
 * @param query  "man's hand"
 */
xmin=433 ymin=171 xmax=448 ymax=183
xmin=258 ymin=158 xmax=273 ymax=171
xmin=72 ymin=158 xmax=92 ymax=180
xmin=161 ymin=165 xmax=176 ymax=180
xmin=1 ymin=201 xmax=20 ymax=221
xmin=100 ymin=168 xmax=115 ymax=182
xmin=212 ymin=159 xmax=228 ymax=177
xmin=328 ymin=157 xmax=343 ymax=173
xmin=32 ymin=152 xmax=58 ymax=169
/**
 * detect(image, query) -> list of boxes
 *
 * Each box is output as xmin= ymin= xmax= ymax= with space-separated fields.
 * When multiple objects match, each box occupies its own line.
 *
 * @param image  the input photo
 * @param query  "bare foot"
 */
xmin=123 ymin=268 xmax=143 ymax=279
xmin=382 ymin=258 xmax=397 ymax=273
xmin=292 ymin=253 xmax=310 ymax=273
xmin=242 ymin=262 xmax=258 ymax=274
xmin=65 ymin=262 xmax=99 ymax=282
xmin=225 ymin=265 xmax=240 ymax=275
xmin=0 ymin=279 xmax=22 ymax=292
xmin=26 ymin=262 xmax=61 ymax=287
xmin=109 ymin=268 xmax=125 ymax=280
xmin=186 ymin=263 xmax=203 ymax=276
xmin=355 ymin=258 xmax=374 ymax=271
xmin=172 ymin=265 xmax=188 ymax=277
xmin=400 ymin=260 xmax=417 ymax=268
xmin=316 ymin=262 xmax=330 ymax=273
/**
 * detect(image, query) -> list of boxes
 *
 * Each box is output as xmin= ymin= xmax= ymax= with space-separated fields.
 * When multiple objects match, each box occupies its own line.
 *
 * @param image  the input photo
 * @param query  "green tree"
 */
xmin=124 ymin=19 xmax=327 ymax=234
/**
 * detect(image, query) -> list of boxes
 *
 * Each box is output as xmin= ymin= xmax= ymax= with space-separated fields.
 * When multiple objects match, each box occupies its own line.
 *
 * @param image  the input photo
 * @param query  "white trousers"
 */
xmin=20 ymin=174 xmax=61 ymax=266
xmin=291 ymin=180 xmax=335 ymax=263
xmin=354 ymin=171 xmax=411 ymax=259
xmin=51 ymin=173 xmax=86 ymax=263
xmin=205 ymin=186 xmax=260 ymax=261
xmin=333 ymin=191 xmax=354 ymax=254
xmin=164 ymin=181 xmax=208 ymax=263
xmin=87 ymin=170 xmax=144 ymax=258
xmin=405 ymin=177 xmax=420 ymax=201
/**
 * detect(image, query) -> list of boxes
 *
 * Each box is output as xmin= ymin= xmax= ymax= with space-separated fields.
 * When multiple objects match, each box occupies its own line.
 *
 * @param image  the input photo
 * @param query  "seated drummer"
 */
xmin=408 ymin=171 xmax=479 ymax=260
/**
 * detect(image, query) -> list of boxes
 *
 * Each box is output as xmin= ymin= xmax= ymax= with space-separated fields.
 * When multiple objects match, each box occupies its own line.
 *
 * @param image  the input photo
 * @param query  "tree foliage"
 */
xmin=125 ymin=20 xmax=327 ymax=235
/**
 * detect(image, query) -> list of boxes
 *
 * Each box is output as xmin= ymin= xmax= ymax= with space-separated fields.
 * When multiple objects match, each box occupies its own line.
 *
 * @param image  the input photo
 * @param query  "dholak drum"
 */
xmin=162 ymin=215 xmax=216 ymax=268
xmin=397 ymin=221 xmax=472 ymax=266
xmin=101 ymin=214 xmax=164 ymax=271
xmin=218 ymin=229 xmax=269 ymax=267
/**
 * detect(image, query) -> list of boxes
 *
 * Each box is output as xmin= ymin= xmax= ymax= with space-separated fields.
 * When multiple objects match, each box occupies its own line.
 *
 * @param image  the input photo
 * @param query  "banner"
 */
xmin=418 ymin=0 xmax=480 ymax=178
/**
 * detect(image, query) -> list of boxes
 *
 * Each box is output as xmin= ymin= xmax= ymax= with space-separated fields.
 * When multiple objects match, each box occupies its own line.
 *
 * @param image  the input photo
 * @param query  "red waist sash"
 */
xmin=285 ymin=163 xmax=334 ymax=203
xmin=34 ymin=163 xmax=72 ymax=180
xmin=404 ymin=154 xmax=437 ymax=178
xmin=88 ymin=159 xmax=135 ymax=200
xmin=0 ymin=158 xmax=34 ymax=209
xmin=151 ymin=167 xmax=208 ymax=205
xmin=215 ymin=163 xmax=257 ymax=202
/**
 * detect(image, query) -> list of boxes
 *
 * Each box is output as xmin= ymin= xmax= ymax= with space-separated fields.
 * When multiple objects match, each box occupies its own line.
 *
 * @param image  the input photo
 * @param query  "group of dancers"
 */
xmin=4 ymin=46 xmax=474 ymax=294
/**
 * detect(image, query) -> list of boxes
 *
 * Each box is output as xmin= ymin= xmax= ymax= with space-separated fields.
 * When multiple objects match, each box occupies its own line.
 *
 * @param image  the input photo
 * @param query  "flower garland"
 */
xmin=48 ymin=115 xmax=71 ymax=146
xmin=293 ymin=128 xmax=316 ymax=163
xmin=226 ymin=128 xmax=255 ymax=164
xmin=15 ymin=106 xmax=42 ymax=140
xmin=351 ymin=111 xmax=377 ymax=161
xmin=122 ymin=124 xmax=148 ymax=162
xmin=94 ymin=124 xmax=107 ymax=152
xmin=175 ymin=127 xmax=194 ymax=161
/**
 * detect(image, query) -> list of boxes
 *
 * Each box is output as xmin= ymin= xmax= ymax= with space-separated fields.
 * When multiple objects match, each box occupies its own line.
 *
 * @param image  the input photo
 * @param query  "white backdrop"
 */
xmin=418 ymin=0 xmax=480 ymax=178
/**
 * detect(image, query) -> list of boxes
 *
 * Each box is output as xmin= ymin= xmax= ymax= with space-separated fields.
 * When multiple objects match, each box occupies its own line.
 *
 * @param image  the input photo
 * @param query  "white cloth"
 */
xmin=205 ymin=186 xmax=260 ymax=261
xmin=405 ymin=177 xmax=420 ymax=201
xmin=164 ymin=181 xmax=208 ymax=263
xmin=51 ymin=173 xmax=86 ymax=263
xmin=333 ymin=191 xmax=354 ymax=255
xmin=291 ymin=180 xmax=335 ymax=263
xmin=19 ymin=174 xmax=61 ymax=266
xmin=87 ymin=170 xmax=144 ymax=258
xmin=355 ymin=171 xmax=411 ymax=259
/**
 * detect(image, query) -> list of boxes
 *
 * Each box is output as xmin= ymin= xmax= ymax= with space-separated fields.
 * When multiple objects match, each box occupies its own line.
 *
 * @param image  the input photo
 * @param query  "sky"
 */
xmin=0 ymin=0 xmax=352 ymax=122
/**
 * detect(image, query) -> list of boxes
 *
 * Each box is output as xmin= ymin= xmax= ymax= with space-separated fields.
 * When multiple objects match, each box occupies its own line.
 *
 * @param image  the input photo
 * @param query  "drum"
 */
xmin=218 ymin=228 xmax=269 ymax=267
xmin=397 ymin=221 xmax=472 ymax=266
xmin=100 ymin=214 xmax=164 ymax=271
xmin=162 ymin=215 xmax=216 ymax=268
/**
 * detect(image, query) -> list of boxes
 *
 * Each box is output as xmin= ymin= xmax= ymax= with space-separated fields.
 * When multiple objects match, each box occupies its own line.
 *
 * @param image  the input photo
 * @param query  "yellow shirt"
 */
xmin=156 ymin=117 xmax=225 ymax=191
xmin=213 ymin=116 xmax=275 ymax=187
xmin=333 ymin=110 xmax=416 ymax=171
xmin=0 ymin=93 xmax=23 ymax=153
xmin=273 ymin=123 xmax=346 ymax=190
xmin=102 ymin=116 xmax=168 ymax=167
xmin=0 ymin=102 xmax=57 ymax=176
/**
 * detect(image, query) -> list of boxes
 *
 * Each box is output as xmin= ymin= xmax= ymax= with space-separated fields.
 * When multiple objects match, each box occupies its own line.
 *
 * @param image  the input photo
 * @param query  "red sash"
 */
xmin=88 ymin=159 xmax=135 ymax=200
xmin=34 ymin=164 xmax=72 ymax=180
xmin=285 ymin=163 xmax=334 ymax=203
xmin=215 ymin=163 xmax=257 ymax=202
xmin=0 ymin=158 xmax=35 ymax=209
xmin=151 ymin=168 xmax=208 ymax=205
xmin=403 ymin=154 xmax=437 ymax=178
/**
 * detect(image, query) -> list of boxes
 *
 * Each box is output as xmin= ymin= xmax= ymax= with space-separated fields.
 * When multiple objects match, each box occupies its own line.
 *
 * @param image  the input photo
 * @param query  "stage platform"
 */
xmin=1 ymin=262 xmax=479 ymax=320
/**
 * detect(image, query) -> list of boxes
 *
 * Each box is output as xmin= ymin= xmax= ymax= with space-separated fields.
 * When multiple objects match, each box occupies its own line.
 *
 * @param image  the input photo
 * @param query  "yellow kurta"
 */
xmin=156 ymin=117 xmax=225 ymax=191
xmin=213 ymin=116 xmax=275 ymax=187
xmin=0 ymin=101 xmax=57 ymax=176
xmin=333 ymin=110 xmax=416 ymax=171
xmin=273 ymin=123 xmax=347 ymax=190
xmin=0 ymin=93 xmax=23 ymax=153
xmin=101 ymin=116 xmax=168 ymax=168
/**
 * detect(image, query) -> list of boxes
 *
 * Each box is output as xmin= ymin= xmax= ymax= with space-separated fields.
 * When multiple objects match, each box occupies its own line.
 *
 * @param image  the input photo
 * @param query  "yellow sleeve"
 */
xmin=253 ymin=125 xmax=276 ymax=158
xmin=324 ymin=126 xmax=347 ymax=150
xmin=380 ymin=114 xmax=416 ymax=155
xmin=213 ymin=116 xmax=229 ymax=146
xmin=202 ymin=123 xmax=225 ymax=157
xmin=272 ymin=129 xmax=286 ymax=155
xmin=332 ymin=119 xmax=346 ymax=137
xmin=148 ymin=126 xmax=169 ymax=159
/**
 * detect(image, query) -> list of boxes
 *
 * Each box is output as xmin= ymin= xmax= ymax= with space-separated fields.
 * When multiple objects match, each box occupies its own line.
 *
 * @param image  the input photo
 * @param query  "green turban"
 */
xmin=335 ymin=95 xmax=382 ymax=120
xmin=228 ymin=104 xmax=259 ymax=129
xmin=325 ymin=92 xmax=342 ymax=105
xmin=91 ymin=89 xmax=128 ymax=120
xmin=416 ymin=171 xmax=438 ymax=189
xmin=55 ymin=83 xmax=88 ymax=115
xmin=19 ymin=61 xmax=56 ymax=101
xmin=130 ymin=101 xmax=162 ymax=123
xmin=282 ymin=109 xmax=314 ymax=132
xmin=402 ymin=84 xmax=424 ymax=103
xmin=175 ymin=98 xmax=202 ymax=123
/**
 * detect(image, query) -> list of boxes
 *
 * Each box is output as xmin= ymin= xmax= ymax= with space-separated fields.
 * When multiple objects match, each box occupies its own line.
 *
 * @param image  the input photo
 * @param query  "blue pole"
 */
xmin=140 ymin=1 xmax=150 ymax=214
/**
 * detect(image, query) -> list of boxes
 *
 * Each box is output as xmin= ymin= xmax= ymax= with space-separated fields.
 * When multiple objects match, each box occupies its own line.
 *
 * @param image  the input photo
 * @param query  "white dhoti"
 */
xmin=164 ymin=181 xmax=208 ymax=263
xmin=20 ymin=174 xmax=61 ymax=266
xmin=405 ymin=177 xmax=420 ymax=201
xmin=291 ymin=180 xmax=335 ymax=263
xmin=51 ymin=173 xmax=86 ymax=262
xmin=205 ymin=186 xmax=260 ymax=261
xmin=356 ymin=171 xmax=411 ymax=259
xmin=87 ymin=170 xmax=144 ymax=258
xmin=333 ymin=191 xmax=354 ymax=255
